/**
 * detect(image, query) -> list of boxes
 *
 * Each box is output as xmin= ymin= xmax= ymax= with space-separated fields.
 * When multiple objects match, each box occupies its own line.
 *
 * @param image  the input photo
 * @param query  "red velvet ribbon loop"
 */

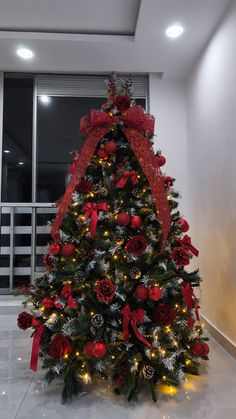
xmin=83 ymin=202 xmax=108 ymax=237
xmin=116 ymin=170 xmax=138 ymax=188
xmin=182 ymin=281 xmax=200 ymax=322
xmin=179 ymin=235 xmax=199 ymax=257
xmin=30 ymin=318 xmax=45 ymax=372
xmin=120 ymin=304 xmax=153 ymax=349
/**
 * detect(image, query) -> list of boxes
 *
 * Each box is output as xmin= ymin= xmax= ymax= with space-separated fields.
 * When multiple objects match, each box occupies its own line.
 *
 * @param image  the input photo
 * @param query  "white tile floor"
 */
xmin=1 ymin=313 xmax=236 ymax=419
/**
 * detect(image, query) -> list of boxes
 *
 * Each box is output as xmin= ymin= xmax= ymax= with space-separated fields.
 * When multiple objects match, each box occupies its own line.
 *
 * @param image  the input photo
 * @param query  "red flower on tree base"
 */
xmin=95 ymin=279 xmax=116 ymax=303
xmin=114 ymin=95 xmax=131 ymax=112
xmin=153 ymin=303 xmax=176 ymax=326
xmin=17 ymin=311 xmax=33 ymax=330
xmin=48 ymin=334 xmax=72 ymax=360
xmin=41 ymin=297 xmax=55 ymax=309
xmin=125 ymin=235 xmax=148 ymax=255
xmin=171 ymin=246 xmax=190 ymax=266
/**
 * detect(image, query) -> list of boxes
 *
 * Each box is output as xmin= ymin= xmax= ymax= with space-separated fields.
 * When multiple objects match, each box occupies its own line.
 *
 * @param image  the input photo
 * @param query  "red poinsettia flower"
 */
xmin=75 ymin=179 xmax=93 ymax=193
xmin=95 ymin=279 xmax=116 ymax=303
xmin=48 ymin=334 xmax=72 ymax=360
xmin=17 ymin=311 xmax=33 ymax=330
xmin=125 ymin=235 xmax=148 ymax=255
xmin=171 ymin=246 xmax=190 ymax=266
xmin=153 ymin=303 xmax=176 ymax=326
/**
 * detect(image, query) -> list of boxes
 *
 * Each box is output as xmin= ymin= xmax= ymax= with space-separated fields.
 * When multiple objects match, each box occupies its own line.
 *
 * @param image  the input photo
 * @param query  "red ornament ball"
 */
xmin=135 ymin=285 xmax=149 ymax=300
xmin=105 ymin=141 xmax=117 ymax=155
xmin=191 ymin=339 xmax=209 ymax=357
xmin=92 ymin=341 xmax=107 ymax=358
xmin=97 ymin=149 xmax=109 ymax=160
xmin=117 ymin=212 xmax=131 ymax=226
xmin=83 ymin=341 xmax=95 ymax=358
xmin=157 ymin=155 xmax=166 ymax=167
xmin=130 ymin=215 xmax=142 ymax=229
xmin=149 ymin=286 xmax=163 ymax=301
xmin=61 ymin=243 xmax=76 ymax=258
xmin=177 ymin=219 xmax=189 ymax=232
xmin=49 ymin=243 xmax=61 ymax=256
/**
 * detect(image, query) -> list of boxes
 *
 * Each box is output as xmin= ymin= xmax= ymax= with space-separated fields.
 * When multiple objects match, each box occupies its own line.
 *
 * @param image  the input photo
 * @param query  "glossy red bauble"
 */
xmin=135 ymin=285 xmax=149 ymax=300
xmin=192 ymin=339 xmax=209 ymax=357
xmin=177 ymin=219 xmax=189 ymax=232
xmin=149 ymin=286 xmax=163 ymax=301
xmin=49 ymin=243 xmax=61 ymax=256
xmin=92 ymin=341 xmax=107 ymax=358
xmin=117 ymin=212 xmax=131 ymax=226
xmin=105 ymin=141 xmax=117 ymax=155
xmin=130 ymin=215 xmax=142 ymax=229
xmin=83 ymin=341 xmax=95 ymax=358
xmin=97 ymin=149 xmax=109 ymax=160
xmin=61 ymin=243 xmax=76 ymax=258
xmin=157 ymin=155 xmax=166 ymax=167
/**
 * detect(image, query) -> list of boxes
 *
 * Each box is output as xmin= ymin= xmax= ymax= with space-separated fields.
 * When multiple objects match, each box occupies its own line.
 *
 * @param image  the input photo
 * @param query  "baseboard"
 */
xmin=202 ymin=315 xmax=236 ymax=360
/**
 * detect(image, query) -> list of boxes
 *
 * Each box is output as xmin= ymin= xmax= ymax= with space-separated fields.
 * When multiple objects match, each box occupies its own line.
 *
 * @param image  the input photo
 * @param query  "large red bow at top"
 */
xmin=120 ymin=304 xmax=153 ymax=349
xmin=51 ymin=105 xmax=171 ymax=250
xmin=83 ymin=202 xmax=108 ymax=237
xmin=80 ymin=105 xmax=155 ymax=138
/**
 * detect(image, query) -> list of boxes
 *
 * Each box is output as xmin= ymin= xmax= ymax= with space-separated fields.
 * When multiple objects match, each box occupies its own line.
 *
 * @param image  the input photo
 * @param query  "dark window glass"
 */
xmin=13 ymin=276 xmax=30 ymax=289
xmin=2 ymin=77 xmax=33 ymax=202
xmin=0 ymin=276 xmax=9 ymax=288
xmin=36 ymin=97 xmax=145 ymax=202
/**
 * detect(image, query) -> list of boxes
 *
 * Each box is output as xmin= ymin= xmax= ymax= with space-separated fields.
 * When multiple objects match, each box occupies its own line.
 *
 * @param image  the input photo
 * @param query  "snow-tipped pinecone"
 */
xmin=91 ymin=314 xmax=104 ymax=329
xmin=143 ymin=365 xmax=155 ymax=379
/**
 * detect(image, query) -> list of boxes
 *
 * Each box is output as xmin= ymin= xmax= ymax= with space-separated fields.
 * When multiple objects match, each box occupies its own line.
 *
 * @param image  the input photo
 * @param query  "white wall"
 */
xmin=149 ymin=74 xmax=189 ymax=216
xmin=185 ymin=0 xmax=236 ymax=345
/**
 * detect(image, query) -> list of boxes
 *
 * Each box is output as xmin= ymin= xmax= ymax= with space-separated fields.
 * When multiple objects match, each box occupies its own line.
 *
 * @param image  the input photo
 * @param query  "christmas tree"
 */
xmin=17 ymin=74 xmax=209 ymax=404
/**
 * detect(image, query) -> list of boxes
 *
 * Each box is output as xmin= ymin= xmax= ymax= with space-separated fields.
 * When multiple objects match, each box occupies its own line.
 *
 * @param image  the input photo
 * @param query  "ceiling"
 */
xmin=0 ymin=0 xmax=232 ymax=78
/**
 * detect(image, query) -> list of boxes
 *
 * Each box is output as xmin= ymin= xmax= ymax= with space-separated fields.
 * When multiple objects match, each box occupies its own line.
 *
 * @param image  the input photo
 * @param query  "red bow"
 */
xmin=30 ymin=318 xmax=45 ymax=372
xmin=178 ymin=235 xmax=199 ymax=257
xmin=116 ymin=170 xmax=139 ymax=188
xmin=120 ymin=304 xmax=153 ymax=349
xmin=83 ymin=202 xmax=108 ymax=237
xmin=61 ymin=285 xmax=77 ymax=308
xmin=80 ymin=106 xmax=155 ymax=138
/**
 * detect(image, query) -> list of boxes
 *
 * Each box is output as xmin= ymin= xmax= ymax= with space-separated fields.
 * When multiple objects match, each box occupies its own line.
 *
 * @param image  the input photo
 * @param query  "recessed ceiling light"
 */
xmin=16 ymin=47 xmax=34 ymax=59
xmin=166 ymin=24 xmax=184 ymax=39
xmin=3 ymin=149 xmax=10 ymax=153
xmin=39 ymin=95 xmax=51 ymax=105
xmin=18 ymin=162 xmax=24 ymax=165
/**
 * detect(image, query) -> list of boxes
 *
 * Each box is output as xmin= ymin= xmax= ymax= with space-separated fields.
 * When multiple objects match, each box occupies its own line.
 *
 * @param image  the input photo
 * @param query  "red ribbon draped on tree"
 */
xmin=50 ymin=104 xmax=171 ymax=250
xmin=83 ymin=202 xmax=109 ymax=237
xmin=177 ymin=235 xmax=199 ymax=257
xmin=30 ymin=318 xmax=45 ymax=372
xmin=120 ymin=304 xmax=153 ymax=349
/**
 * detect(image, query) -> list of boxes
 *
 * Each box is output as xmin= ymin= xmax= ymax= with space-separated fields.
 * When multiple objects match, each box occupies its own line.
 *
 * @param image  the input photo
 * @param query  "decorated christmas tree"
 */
xmin=17 ymin=74 xmax=209 ymax=404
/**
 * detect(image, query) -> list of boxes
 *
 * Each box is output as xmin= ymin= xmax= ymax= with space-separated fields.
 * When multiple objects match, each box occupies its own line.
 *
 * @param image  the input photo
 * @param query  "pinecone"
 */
xmin=130 ymin=267 xmax=141 ymax=279
xmin=143 ymin=365 xmax=155 ymax=379
xmin=132 ymin=187 xmax=142 ymax=198
xmin=91 ymin=314 xmax=104 ymax=329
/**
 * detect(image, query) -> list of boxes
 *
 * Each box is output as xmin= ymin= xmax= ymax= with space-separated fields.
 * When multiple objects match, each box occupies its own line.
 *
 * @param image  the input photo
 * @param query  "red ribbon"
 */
xmin=182 ymin=281 xmax=200 ymax=322
xmin=51 ymin=106 xmax=170 ymax=250
xmin=177 ymin=235 xmax=199 ymax=257
xmin=83 ymin=202 xmax=108 ymax=237
xmin=30 ymin=318 xmax=45 ymax=372
xmin=61 ymin=284 xmax=77 ymax=308
xmin=116 ymin=170 xmax=139 ymax=188
xmin=120 ymin=304 xmax=153 ymax=349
